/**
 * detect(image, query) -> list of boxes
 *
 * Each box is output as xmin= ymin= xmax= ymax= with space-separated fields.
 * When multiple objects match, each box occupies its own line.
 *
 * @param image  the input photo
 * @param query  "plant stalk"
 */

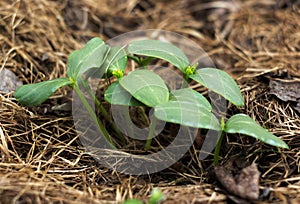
xmin=144 ymin=116 xmax=158 ymax=150
xmin=73 ymin=84 xmax=115 ymax=148
xmin=214 ymin=132 xmax=224 ymax=165
xmin=79 ymin=78 xmax=125 ymax=142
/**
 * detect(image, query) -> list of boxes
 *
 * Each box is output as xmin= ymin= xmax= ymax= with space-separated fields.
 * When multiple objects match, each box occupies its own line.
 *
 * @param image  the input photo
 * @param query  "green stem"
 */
xmin=140 ymin=56 xmax=154 ymax=67
xmin=144 ymin=116 xmax=158 ymax=150
xmin=128 ymin=55 xmax=152 ymax=68
xmin=93 ymin=92 xmax=125 ymax=142
xmin=73 ymin=84 xmax=115 ymax=148
xmin=123 ymin=106 xmax=134 ymax=140
xmin=214 ymin=132 xmax=224 ymax=165
xmin=127 ymin=55 xmax=141 ymax=65
xmin=79 ymin=78 xmax=125 ymax=142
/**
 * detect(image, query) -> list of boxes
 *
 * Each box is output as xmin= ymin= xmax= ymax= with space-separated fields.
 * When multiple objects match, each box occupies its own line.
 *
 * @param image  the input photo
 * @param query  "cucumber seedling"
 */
xmin=14 ymin=37 xmax=289 ymax=164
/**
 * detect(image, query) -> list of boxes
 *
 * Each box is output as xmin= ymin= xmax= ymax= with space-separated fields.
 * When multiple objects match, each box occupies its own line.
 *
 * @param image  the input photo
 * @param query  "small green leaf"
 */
xmin=128 ymin=40 xmax=189 ymax=72
xmin=102 ymin=46 xmax=127 ymax=77
xmin=123 ymin=199 xmax=143 ymax=204
xmin=154 ymin=89 xmax=221 ymax=131
xmin=224 ymin=114 xmax=289 ymax=149
xmin=104 ymin=81 xmax=143 ymax=106
xmin=149 ymin=188 xmax=164 ymax=204
xmin=14 ymin=78 xmax=72 ymax=106
xmin=67 ymin=37 xmax=109 ymax=80
xmin=119 ymin=70 xmax=169 ymax=107
xmin=189 ymin=68 xmax=244 ymax=106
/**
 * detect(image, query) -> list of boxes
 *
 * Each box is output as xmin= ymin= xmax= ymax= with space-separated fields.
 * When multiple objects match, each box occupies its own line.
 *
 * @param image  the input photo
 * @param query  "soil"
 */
xmin=0 ymin=0 xmax=300 ymax=203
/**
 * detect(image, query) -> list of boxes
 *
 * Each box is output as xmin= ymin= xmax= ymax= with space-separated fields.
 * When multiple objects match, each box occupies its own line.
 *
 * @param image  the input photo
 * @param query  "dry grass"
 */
xmin=0 ymin=0 xmax=300 ymax=203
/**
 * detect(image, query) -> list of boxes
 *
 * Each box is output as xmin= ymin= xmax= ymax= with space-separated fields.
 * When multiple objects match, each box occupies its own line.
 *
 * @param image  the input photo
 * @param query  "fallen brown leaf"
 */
xmin=269 ymin=79 xmax=300 ymax=113
xmin=215 ymin=163 xmax=260 ymax=200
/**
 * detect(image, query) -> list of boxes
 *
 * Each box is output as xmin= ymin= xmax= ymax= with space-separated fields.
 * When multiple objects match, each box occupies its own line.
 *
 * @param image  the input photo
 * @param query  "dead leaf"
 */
xmin=215 ymin=163 xmax=260 ymax=200
xmin=269 ymin=79 xmax=300 ymax=113
xmin=269 ymin=79 xmax=300 ymax=102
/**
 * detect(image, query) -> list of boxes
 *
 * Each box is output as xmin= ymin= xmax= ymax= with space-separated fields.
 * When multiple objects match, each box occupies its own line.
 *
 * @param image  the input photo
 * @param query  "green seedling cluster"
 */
xmin=14 ymin=37 xmax=289 ymax=165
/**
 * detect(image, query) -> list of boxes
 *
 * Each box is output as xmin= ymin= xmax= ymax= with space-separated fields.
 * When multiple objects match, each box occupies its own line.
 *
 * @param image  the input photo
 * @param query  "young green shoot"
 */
xmin=14 ymin=37 xmax=289 ymax=166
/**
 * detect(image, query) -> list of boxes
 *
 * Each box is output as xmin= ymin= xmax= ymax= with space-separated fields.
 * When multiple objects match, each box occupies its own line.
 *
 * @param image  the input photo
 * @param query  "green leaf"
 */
xmin=189 ymin=68 xmax=244 ymax=106
xmin=149 ymin=188 xmax=164 ymax=204
xmin=119 ymin=70 xmax=169 ymax=107
xmin=104 ymin=81 xmax=143 ymax=106
xmin=170 ymin=88 xmax=212 ymax=110
xmin=154 ymin=89 xmax=221 ymax=131
xmin=128 ymin=40 xmax=189 ymax=72
xmin=224 ymin=114 xmax=289 ymax=149
xmin=14 ymin=78 xmax=72 ymax=106
xmin=123 ymin=199 xmax=143 ymax=204
xmin=67 ymin=37 xmax=109 ymax=80
xmin=102 ymin=46 xmax=127 ymax=77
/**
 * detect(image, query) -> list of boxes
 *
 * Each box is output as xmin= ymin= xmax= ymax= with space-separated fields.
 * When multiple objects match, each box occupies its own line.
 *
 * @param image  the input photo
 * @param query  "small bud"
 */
xmin=185 ymin=63 xmax=198 ymax=76
xmin=112 ymin=69 xmax=124 ymax=79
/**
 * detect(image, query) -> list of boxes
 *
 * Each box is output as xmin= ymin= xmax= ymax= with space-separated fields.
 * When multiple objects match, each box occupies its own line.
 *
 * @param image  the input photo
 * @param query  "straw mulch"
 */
xmin=0 ymin=0 xmax=299 ymax=203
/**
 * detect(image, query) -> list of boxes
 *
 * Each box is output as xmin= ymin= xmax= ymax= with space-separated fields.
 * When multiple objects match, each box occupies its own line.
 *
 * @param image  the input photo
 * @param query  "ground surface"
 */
xmin=0 ymin=0 xmax=300 ymax=203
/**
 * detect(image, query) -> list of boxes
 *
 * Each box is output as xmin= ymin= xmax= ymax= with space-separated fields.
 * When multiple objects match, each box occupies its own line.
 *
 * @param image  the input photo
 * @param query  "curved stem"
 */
xmin=144 ymin=116 xmax=158 ymax=150
xmin=93 ymin=92 xmax=125 ymax=142
xmin=214 ymin=132 xmax=224 ymax=165
xmin=73 ymin=84 xmax=115 ymax=148
xmin=79 ymin=78 xmax=125 ymax=142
